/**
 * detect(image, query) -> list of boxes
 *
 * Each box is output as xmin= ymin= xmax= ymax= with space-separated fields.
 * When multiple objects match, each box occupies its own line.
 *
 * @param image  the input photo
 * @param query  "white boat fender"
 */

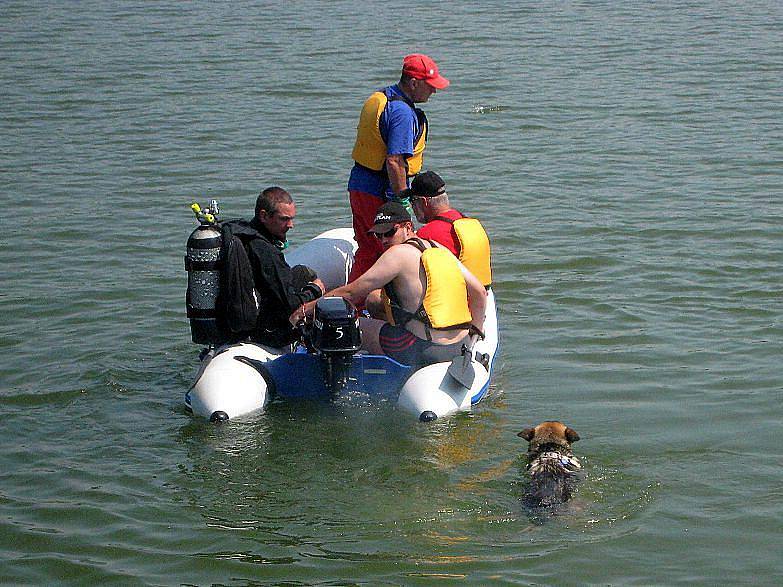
xmin=233 ymin=355 xmax=279 ymax=397
xmin=186 ymin=342 xmax=282 ymax=421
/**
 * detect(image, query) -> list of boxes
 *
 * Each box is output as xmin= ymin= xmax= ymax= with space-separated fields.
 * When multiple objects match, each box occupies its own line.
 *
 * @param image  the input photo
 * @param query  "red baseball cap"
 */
xmin=402 ymin=53 xmax=450 ymax=90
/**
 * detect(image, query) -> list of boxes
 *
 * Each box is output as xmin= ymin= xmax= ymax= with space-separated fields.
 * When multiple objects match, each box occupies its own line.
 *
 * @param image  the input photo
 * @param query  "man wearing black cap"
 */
xmin=290 ymin=201 xmax=486 ymax=368
xmin=406 ymin=171 xmax=493 ymax=289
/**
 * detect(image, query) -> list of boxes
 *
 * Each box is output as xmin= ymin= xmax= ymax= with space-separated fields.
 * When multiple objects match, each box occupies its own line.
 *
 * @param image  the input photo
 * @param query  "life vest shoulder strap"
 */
xmin=432 ymin=211 xmax=466 ymax=224
xmin=386 ymin=91 xmax=414 ymax=109
xmin=386 ymin=92 xmax=428 ymax=150
xmin=402 ymin=236 xmax=435 ymax=252
xmin=429 ymin=214 xmax=465 ymax=256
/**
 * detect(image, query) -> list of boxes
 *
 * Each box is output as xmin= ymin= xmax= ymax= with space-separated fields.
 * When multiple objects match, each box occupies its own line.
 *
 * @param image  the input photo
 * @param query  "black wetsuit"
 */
xmin=245 ymin=219 xmax=321 ymax=348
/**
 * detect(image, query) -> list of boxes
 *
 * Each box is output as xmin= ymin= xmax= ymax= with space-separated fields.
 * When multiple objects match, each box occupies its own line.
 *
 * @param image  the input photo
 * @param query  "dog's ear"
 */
xmin=565 ymin=427 xmax=580 ymax=443
xmin=517 ymin=428 xmax=535 ymax=441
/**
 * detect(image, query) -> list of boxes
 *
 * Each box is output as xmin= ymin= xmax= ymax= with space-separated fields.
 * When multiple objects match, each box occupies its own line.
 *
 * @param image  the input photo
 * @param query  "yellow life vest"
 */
xmin=351 ymin=90 xmax=428 ymax=175
xmin=382 ymin=238 xmax=472 ymax=331
xmin=443 ymin=216 xmax=493 ymax=288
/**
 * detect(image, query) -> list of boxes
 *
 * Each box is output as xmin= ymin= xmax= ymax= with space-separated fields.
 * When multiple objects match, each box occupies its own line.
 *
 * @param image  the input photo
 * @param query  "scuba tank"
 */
xmin=185 ymin=201 xmax=222 ymax=345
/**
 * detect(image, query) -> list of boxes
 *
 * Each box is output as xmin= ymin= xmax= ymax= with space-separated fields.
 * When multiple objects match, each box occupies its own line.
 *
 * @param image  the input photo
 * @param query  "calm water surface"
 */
xmin=1 ymin=1 xmax=781 ymax=584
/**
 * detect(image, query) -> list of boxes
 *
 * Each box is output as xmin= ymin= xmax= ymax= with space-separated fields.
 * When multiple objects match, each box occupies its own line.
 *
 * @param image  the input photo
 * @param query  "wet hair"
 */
xmin=255 ymin=186 xmax=293 ymax=218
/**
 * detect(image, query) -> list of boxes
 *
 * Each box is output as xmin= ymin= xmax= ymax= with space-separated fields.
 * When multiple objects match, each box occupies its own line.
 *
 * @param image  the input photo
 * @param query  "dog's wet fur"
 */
xmin=517 ymin=421 xmax=582 ymax=509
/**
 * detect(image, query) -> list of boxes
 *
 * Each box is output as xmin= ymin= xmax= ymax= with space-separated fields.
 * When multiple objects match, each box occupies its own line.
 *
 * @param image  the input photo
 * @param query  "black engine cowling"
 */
xmin=309 ymin=297 xmax=361 ymax=392
xmin=311 ymin=297 xmax=362 ymax=353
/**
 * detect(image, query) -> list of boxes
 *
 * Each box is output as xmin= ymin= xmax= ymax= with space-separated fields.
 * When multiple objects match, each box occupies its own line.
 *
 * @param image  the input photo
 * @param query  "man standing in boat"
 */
xmin=347 ymin=54 xmax=450 ymax=286
xmin=247 ymin=187 xmax=325 ymax=349
xmin=405 ymin=170 xmax=493 ymax=289
xmin=291 ymin=202 xmax=486 ymax=368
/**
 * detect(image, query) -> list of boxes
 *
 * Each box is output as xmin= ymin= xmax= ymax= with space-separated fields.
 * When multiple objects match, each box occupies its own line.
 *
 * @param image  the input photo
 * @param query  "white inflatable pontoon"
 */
xmin=185 ymin=228 xmax=499 ymax=422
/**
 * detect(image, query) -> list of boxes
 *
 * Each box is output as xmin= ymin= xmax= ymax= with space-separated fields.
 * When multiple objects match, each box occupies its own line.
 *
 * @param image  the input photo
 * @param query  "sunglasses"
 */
xmin=374 ymin=225 xmax=400 ymax=239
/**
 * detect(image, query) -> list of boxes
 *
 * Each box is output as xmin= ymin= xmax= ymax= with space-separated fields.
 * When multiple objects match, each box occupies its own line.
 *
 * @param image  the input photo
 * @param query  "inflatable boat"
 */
xmin=185 ymin=227 xmax=499 ymax=422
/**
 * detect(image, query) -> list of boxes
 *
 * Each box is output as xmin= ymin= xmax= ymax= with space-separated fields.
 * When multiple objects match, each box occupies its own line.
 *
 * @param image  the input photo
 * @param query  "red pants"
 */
xmin=348 ymin=189 xmax=385 ymax=284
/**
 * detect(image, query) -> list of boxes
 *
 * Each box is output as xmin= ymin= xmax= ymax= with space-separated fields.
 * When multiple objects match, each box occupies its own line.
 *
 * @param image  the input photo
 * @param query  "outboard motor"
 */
xmin=185 ymin=201 xmax=222 ymax=345
xmin=310 ymin=296 xmax=362 ymax=393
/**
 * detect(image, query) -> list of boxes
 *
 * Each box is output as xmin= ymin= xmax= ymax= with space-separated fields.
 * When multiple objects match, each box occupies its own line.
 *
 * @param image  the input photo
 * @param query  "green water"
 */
xmin=1 ymin=1 xmax=781 ymax=584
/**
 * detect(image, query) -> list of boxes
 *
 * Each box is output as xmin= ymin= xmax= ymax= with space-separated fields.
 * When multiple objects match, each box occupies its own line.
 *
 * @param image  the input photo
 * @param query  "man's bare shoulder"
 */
xmin=379 ymin=240 xmax=421 ymax=263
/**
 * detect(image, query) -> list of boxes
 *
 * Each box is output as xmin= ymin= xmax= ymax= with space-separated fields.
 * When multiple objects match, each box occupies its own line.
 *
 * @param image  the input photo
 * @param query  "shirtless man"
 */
xmin=291 ymin=202 xmax=486 ymax=367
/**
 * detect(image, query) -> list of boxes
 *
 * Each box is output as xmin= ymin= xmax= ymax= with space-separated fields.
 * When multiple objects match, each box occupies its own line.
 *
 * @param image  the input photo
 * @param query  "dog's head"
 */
xmin=517 ymin=421 xmax=580 ymax=455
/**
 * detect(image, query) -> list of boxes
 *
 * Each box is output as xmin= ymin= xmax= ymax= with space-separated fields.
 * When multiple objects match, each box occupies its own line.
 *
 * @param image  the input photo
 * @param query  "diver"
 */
xmin=246 ymin=187 xmax=325 ymax=349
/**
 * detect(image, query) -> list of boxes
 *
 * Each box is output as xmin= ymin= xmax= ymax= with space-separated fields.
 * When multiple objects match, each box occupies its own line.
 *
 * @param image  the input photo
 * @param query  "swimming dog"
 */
xmin=517 ymin=421 xmax=581 ymax=508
